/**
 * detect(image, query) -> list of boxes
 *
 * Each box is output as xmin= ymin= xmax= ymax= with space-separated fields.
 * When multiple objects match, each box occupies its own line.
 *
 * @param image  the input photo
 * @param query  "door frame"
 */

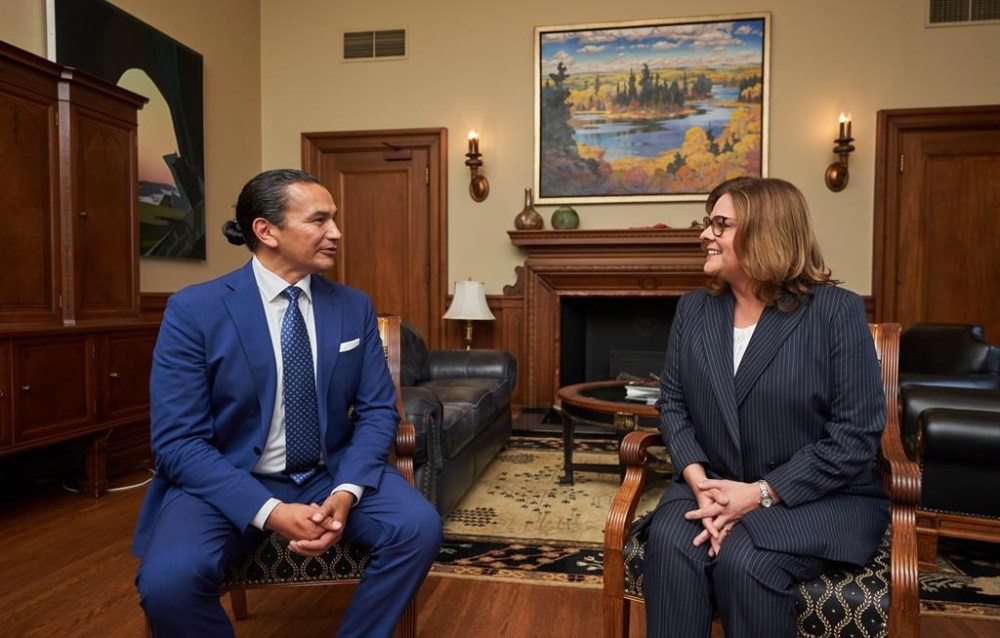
xmin=872 ymin=105 xmax=1000 ymax=323
xmin=302 ymin=127 xmax=448 ymax=348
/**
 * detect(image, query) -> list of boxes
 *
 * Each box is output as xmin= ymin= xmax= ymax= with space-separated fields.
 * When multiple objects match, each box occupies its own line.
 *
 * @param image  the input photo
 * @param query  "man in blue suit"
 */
xmin=133 ymin=169 xmax=442 ymax=637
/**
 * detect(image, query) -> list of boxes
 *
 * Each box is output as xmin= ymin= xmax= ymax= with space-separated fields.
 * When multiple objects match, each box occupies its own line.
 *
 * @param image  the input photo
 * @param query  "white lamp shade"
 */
xmin=443 ymin=280 xmax=495 ymax=321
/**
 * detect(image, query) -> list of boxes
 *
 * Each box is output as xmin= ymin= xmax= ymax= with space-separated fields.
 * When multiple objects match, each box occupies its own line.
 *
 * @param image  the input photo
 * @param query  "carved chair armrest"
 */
xmin=603 ymin=430 xmax=664 ymax=599
xmin=878 ymin=393 xmax=923 ymax=631
xmin=390 ymin=420 xmax=417 ymax=487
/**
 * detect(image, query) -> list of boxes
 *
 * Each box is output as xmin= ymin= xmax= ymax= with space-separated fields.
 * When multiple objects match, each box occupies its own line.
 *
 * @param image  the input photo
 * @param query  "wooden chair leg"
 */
xmin=394 ymin=597 xmax=417 ymax=638
xmin=229 ymin=589 xmax=248 ymax=620
xmin=917 ymin=525 xmax=940 ymax=571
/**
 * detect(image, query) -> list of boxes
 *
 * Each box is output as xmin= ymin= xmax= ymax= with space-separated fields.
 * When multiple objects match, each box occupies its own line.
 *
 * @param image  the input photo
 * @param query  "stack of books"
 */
xmin=624 ymin=383 xmax=659 ymax=405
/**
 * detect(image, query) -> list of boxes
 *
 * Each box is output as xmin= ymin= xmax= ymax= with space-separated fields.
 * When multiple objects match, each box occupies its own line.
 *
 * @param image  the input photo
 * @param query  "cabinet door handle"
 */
xmin=109 ymin=372 xmax=120 ymax=379
xmin=79 ymin=210 xmax=89 ymax=218
xmin=0 ymin=390 xmax=5 ymax=399
xmin=21 ymin=385 xmax=31 ymax=392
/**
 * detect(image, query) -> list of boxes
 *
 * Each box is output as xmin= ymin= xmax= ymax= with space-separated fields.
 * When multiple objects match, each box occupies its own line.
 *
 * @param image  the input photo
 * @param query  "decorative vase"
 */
xmin=550 ymin=205 xmax=580 ymax=229
xmin=513 ymin=188 xmax=544 ymax=230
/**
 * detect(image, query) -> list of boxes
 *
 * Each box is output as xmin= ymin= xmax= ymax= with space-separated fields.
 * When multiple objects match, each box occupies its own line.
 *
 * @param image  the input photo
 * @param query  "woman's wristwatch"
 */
xmin=757 ymin=480 xmax=773 ymax=508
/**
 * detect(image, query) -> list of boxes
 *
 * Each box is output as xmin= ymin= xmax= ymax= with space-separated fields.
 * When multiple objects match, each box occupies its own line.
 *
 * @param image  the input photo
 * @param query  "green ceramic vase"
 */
xmin=550 ymin=205 xmax=579 ymax=230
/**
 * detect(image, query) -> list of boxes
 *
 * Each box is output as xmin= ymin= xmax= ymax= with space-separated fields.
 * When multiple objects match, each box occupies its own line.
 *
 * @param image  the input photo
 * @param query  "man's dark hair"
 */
xmin=222 ymin=168 xmax=321 ymax=251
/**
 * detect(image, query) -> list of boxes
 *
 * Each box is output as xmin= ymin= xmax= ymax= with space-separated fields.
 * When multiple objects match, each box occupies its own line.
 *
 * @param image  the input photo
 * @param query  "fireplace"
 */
xmin=559 ymin=296 xmax=676 ymax=387
xmin=506 ymin=228 xmax=706 ymax=409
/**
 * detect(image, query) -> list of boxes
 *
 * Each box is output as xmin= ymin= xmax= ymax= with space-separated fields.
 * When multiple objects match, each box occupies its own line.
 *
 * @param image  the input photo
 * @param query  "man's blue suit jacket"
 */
xmin=657 ymin=284 xmax=889 ymax=565
xmin=132 ymin=261 xmax=399 ymax=556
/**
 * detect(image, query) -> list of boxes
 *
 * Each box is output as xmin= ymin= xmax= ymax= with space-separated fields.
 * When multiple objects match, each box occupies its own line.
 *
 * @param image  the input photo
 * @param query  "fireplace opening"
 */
xmin=559 ymin=296 xmax=677 ymax=388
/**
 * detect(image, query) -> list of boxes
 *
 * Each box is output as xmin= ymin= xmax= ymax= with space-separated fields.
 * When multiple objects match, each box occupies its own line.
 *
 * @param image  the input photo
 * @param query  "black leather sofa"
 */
xmin=398 ymin=323 xmax=516 ymax=518
xmin=897 ymin=323 xmax=1000 ymax=569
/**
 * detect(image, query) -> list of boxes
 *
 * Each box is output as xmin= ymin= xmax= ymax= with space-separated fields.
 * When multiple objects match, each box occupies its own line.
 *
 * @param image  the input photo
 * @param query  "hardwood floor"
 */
xmin=0 ymin=468 xmax=995 ymax=637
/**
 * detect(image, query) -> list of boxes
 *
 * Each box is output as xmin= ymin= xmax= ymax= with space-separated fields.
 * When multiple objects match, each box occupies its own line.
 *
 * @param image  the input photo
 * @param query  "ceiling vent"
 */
xmin=343 ymin=29 xmax=406 ymax=61
xmin=927 ymin=0 xmax=1000 ymax=25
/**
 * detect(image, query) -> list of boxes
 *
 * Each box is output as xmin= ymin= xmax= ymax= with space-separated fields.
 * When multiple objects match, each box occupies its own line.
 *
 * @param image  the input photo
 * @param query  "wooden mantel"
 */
xmin=505 ymin=228 xmax=707 ymax=408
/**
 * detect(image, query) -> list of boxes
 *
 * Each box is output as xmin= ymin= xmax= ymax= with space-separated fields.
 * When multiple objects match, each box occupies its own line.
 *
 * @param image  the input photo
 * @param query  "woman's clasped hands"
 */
xmin=686 ymin=479 xmax=763 ymax=557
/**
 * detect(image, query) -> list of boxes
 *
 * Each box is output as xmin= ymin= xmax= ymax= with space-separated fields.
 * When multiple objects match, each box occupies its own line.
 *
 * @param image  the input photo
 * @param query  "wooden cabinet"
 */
xmin=0 ymin=41 xmax=153 ymax=496
xmin=0 ymin=39 xmax=144 ymax=328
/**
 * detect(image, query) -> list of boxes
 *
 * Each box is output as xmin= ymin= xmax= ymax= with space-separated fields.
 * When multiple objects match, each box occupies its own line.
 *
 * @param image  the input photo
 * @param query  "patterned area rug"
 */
xmin=441 ymin=436 xmax=664 ymax=547
xmin=433 ymin=436 xmax=661 ymax=588
xmin=432 ymin=437 xmax=1000 ymax=618
xmin=920 ymin=537 xmax=1000 ymax=619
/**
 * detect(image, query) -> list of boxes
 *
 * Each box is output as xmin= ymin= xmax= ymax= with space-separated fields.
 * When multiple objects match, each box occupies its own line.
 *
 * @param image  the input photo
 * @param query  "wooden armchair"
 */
xmin=218 ymin=314 xmax=417 ymax=637
xmin=603 ymin=323 xmax=921 ymax=637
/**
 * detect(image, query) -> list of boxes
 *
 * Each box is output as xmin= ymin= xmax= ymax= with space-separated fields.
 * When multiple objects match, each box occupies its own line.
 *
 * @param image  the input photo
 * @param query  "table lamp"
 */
xmin=443 ymin=279 xmax=495 ymax=349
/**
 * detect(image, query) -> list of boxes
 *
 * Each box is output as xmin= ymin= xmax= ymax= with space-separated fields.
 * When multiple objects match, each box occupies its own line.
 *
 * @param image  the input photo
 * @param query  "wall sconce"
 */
xmin=824 ymin=112 xmax=855 ymax=192
xmin=465 ymin=130 xmax=490 ymax=202
xmin=443 ymin=279 xmax=495 ymax=349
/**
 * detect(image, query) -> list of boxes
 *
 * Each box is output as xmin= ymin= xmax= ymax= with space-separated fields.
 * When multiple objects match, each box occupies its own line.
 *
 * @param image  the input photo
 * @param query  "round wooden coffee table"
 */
xmin=557 ymin=380 xmax=660 ymax=484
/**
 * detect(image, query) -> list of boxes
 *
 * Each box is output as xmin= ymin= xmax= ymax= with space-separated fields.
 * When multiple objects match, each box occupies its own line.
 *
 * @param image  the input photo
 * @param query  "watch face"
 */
xmin=761 ymin=494 xmax=773 ymax=507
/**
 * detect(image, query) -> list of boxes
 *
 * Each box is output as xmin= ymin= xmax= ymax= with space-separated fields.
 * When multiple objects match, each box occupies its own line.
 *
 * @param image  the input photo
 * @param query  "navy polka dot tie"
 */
xmin=281 ymin=286 xmax=320 ymax=483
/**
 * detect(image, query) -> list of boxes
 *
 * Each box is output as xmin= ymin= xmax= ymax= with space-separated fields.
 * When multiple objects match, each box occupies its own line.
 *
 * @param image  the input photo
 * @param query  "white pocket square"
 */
xmin=339 ymin=338 xmax=361 ymax=352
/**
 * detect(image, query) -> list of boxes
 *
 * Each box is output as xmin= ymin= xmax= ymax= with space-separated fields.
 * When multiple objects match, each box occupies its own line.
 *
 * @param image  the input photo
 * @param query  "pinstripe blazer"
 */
xmin=656 ymin=285 xmax=889 ymax=565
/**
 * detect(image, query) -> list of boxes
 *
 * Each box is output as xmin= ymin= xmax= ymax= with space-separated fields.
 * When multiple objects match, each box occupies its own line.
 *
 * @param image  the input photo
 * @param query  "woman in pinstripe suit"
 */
xmin=642 ymin=177 xmax=888 ymax=637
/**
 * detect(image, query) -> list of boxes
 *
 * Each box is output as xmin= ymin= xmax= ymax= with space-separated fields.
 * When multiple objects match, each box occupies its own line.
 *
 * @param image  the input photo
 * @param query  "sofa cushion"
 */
xmin=901 ymin=385 xmax=1000 ymax=454
xmin=900 ymin=323 xmax=997 ymax=375
xmin=400 ymin=322 xmax=430 ymax=387
xmin=421 ymin=377 xmax=509 ymax=460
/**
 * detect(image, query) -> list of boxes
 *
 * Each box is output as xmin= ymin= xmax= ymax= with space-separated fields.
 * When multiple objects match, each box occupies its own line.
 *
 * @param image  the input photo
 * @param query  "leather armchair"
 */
xmin=897 ymin=322 xmax=1000 ymax=570
xmin=399 ymin=322 xmax=517 ymax=517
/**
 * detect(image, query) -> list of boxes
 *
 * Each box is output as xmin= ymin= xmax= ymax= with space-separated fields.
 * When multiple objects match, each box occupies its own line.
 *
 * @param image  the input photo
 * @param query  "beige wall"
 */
xmin=5 ymin=1 xmax=1000 ymax=295
xmin=260 ymin=0 xmax=1000 ymax=296
xmin=1 ymin=0 xmax=262 ymax=293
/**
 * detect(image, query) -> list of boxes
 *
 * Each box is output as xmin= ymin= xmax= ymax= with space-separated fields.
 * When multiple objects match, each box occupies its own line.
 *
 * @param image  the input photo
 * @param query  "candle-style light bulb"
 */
xmin=838 ymin=112 xmax=848 ymax=140
xmin=468 ymin=130 xmax=479 ymax=154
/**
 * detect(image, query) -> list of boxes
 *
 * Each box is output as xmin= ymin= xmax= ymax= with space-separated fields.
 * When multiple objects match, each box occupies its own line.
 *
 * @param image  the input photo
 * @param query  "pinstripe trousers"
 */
xmin=643 ymin=499 xmax=836 ymax=638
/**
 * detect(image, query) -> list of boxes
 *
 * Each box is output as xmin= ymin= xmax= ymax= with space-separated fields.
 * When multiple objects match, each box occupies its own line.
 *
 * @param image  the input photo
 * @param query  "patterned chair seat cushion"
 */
xmin=622 ymin=513 xmax=891 ymax=638
xmin=223 ymin=532 xmax=371 ymax=586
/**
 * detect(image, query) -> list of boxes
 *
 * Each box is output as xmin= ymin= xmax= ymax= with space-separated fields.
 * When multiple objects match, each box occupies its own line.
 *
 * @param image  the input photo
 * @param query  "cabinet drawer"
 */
xmin=12 ymin=336 xmax=95 ymax=444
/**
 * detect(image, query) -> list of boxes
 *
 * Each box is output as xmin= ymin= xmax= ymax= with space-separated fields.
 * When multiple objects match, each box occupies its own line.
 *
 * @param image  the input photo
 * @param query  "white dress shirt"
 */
xmin=249 ymin=257 xmax=362 ymax=529
xmin=733 ymin=323 xmax=757 ymax=373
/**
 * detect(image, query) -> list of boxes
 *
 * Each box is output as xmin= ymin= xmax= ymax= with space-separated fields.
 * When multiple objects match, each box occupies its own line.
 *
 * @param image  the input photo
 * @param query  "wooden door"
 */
xmin=303 ymin=129 xmax=447 ymax=347
xmin=874 ymin=106 xmax=1000 ymax=341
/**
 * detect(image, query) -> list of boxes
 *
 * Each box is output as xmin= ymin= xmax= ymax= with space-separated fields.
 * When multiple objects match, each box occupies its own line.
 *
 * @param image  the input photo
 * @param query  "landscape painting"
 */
xmin=51 ymin=0 xmax=206 ymax=259
xmin=535 ymin=14 xmax=770 ymax=203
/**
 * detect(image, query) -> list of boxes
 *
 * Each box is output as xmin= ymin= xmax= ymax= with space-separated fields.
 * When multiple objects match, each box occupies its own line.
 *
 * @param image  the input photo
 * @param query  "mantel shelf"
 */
xmin=508 ymin=227 xmax=702 ymax=251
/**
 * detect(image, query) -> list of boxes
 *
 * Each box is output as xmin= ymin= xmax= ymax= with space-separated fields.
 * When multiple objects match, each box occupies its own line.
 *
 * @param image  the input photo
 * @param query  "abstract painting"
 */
xmin=50 ymin=0 xmax=206 ymax=259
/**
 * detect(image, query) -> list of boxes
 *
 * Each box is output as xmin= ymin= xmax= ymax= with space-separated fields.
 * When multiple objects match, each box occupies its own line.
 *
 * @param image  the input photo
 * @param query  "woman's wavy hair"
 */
xmin=705 ymin=176 xmax=838 ymax=310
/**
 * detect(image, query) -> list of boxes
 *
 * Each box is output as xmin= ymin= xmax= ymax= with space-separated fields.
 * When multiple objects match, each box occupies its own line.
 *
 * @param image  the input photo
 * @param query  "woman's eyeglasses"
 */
xmin=702 ymin=215 xmax=736 ymax=237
